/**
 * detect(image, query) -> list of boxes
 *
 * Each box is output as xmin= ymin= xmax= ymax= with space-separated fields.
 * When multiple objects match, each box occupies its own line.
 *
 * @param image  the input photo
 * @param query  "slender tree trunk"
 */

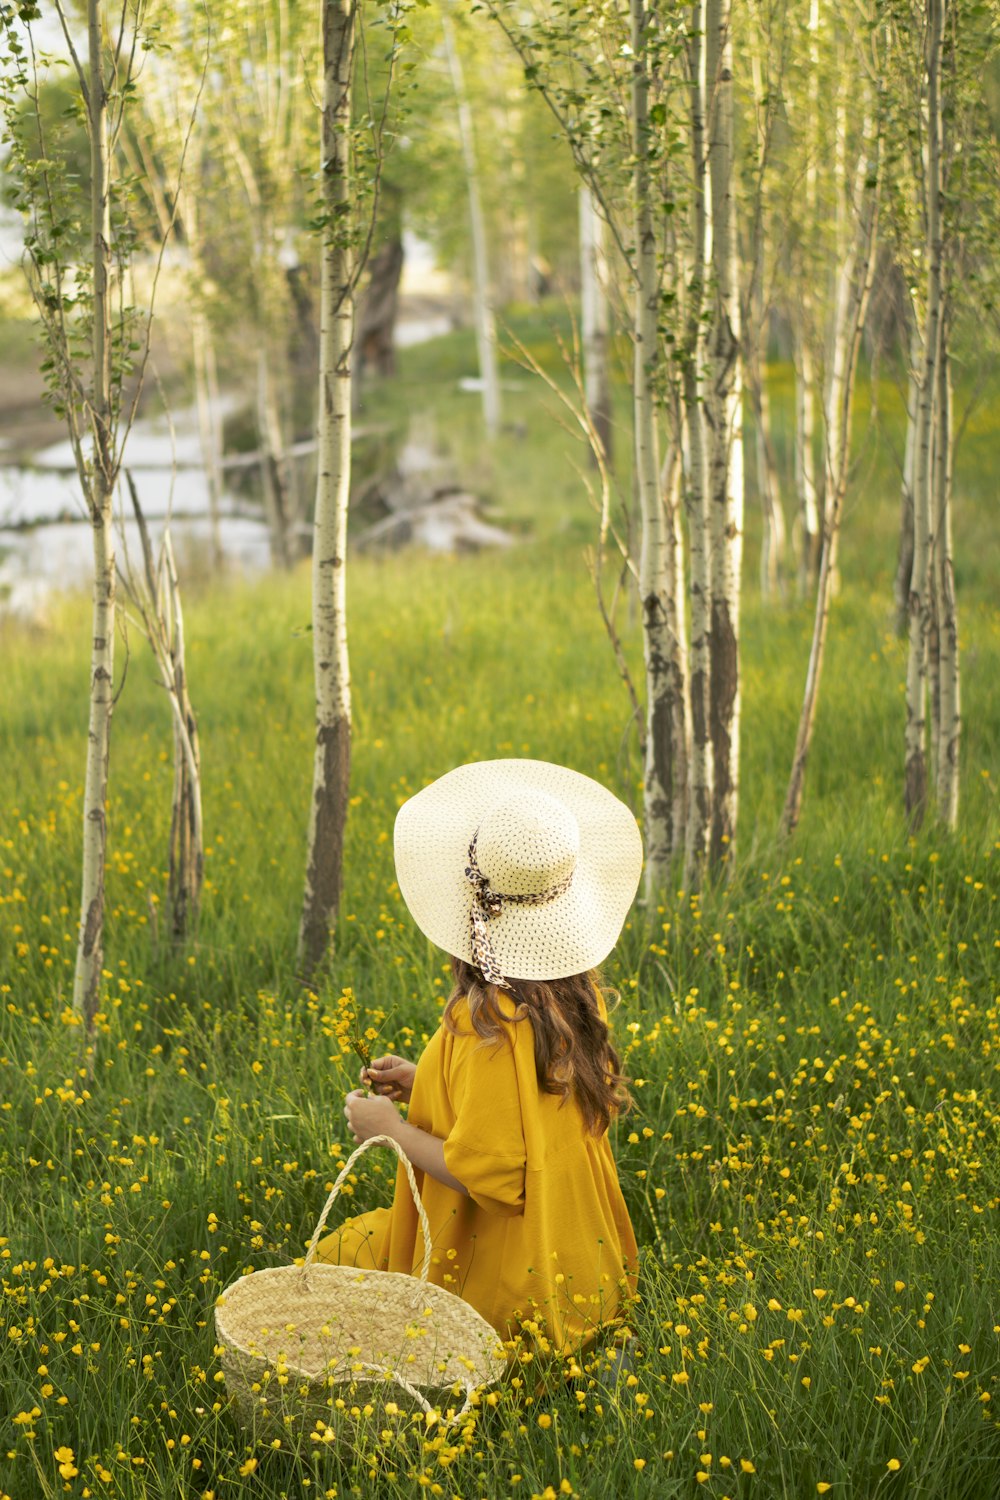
xmin=162 ymin=533 xmax=204 ymax=940
xmin=893 ymin=336 xmax=920 ymax=633
xmin=124 ymin=474 xmax=205 ymax=943
xmin=928 ymin=436 xmax=942 ymax=795
xmin=632 ymin=0 xmax=679 ymax=897
xmin=683 ymin=0 xmax=713 ymax=887
xmin=663 ymin=436 xmax=690 ymax=859
xmin=794 ymin=0 xmax=820 ymax=594
xmin=781 ymin=121 xmax=880 ymax=840
xmin=934 ymin=322 xmax=959 ymax=826
xmin=823 ymin=64 xmax=849 ymax=536
xmin=442 ymin=6 xmax=501 ymax=439
xmin=905 ymin=0 xmax=944 ymax=833
xmin=298 ymin=0 xmax=355 ymax=977
xmin=793 ymin=320 xmax=820 ymax=592
xmin=74 ymin=0 xmax=116 ymax=1037
xmin=706 ymin=0 xmax=743 ymax=869
xmin=580 ymin=182 xmax=614 ymax=465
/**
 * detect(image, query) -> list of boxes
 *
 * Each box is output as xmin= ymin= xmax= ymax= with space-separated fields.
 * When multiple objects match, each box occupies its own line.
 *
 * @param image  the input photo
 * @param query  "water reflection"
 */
xmin=0 ymin=397 xmax=271 ymax=615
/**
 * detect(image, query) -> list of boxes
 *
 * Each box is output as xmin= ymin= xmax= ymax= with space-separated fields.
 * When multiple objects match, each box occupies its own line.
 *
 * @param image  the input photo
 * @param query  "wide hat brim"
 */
xmin=393 ymin=759 xmax=643 ymax=982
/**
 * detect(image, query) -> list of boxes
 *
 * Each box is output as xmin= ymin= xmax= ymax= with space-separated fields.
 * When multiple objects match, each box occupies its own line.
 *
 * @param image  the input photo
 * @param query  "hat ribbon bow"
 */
xmin=464 ymin=830 xmax=574 ymax=989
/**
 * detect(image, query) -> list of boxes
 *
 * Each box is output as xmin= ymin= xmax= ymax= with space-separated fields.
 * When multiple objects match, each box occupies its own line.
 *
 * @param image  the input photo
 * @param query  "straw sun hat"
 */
xmin=394 ymin=758 xmax=643 ymax=985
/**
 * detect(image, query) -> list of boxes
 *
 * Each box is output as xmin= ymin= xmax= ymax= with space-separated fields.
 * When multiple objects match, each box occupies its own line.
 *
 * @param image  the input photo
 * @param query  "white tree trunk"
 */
xmin=934 ymin=325 xmax=959 ymax=827
xmin=793 ymin=319 xmax=819 ymax=591
xmin=442 ymin=6 xmax=501 ymax=439
xmin=683 ymin=0 xmax=713 ymax=885
xmin=706 ymin=0 xmax=743 ymax=868
xmin=824 ymin=243 xmax=856 ymax=529
xmin=663 ymin=437 xmax=691 ymax=859
xmin=161 ymin=532 xmax=204 ymax=940
xmin=792 ymin=0 xmax=820 ymax=593
xmin=894 ymin=335 xmax=921 ymax=633
xmin=579 ymin=182 xmax=613 ymax=464
xmin=822 ymin=52 xmax=852 ymax=534
xmin=298 ymin=0 xmax=355 ymax=976
xmin=74 ymin=0 xmax=116 ymax=1034
xmin=905 ymin=0 xmax=944 ymax=832
xmin=632 ymin=0 xmax=681 ymax=896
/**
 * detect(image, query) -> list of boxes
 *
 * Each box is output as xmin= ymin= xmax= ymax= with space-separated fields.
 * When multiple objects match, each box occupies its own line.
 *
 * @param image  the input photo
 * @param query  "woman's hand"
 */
xmin=361 ymin=1054 xmax=417 ymax=1104
xmin=344 ymin=1088 xmax=400 ymax=1145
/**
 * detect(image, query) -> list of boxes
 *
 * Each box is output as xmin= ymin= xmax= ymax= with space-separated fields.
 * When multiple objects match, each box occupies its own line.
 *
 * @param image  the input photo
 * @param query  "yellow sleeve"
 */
xmin=441 ymin=1012 xmax=528 ymax=1217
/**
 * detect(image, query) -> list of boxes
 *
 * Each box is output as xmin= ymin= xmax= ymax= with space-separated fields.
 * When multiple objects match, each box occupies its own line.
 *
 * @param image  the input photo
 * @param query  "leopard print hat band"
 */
xmin=464 ymin=830 xmax=575 ymax=989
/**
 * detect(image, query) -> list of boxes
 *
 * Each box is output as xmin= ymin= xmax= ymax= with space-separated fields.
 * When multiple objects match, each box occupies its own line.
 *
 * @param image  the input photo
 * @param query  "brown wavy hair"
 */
xmin=444 ymin=955 xmax=632 ymax=1136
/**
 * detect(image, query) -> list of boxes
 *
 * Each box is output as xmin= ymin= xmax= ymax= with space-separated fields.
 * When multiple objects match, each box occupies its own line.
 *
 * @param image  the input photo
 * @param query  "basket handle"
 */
xmin=330 ymin=1358 xmax=478 ymax=1426
xmin=302 ymin=1133 xmax=433 ymax=1283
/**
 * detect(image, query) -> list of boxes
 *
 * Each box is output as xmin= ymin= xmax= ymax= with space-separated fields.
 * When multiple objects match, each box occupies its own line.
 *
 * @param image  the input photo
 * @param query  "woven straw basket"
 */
xmin=215 ymin=1134 xmax=507 ymax=1446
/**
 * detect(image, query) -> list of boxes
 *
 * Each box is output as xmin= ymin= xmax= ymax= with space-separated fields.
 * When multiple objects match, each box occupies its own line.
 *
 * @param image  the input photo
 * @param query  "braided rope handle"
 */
xmin=302 ymin=1133 xmax=433 ymax=1284
xmin=329 ymin=1358 xmax=477 ymax=1425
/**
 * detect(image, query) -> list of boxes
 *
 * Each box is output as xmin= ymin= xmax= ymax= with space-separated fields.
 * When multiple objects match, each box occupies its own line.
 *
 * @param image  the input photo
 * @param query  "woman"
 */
xmin=315 ymin=758 xmax=642 ymax=1358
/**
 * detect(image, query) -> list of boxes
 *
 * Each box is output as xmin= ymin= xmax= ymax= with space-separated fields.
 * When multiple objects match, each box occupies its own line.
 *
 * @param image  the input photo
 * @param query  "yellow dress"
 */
xmin=315 ymin=992 xmax=639 ymax=1354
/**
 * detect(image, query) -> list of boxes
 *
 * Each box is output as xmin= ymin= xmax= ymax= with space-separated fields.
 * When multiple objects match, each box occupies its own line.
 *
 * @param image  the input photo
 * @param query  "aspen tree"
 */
xmin=76 ymin=0 xmax=116 ymax=1032
xmin=298 ymin=0 xmax=357 ymax=977
xmin=893 ymin=328 xmax=921 ymax=634
xmin=793 ymin=0 xmax=821 ymax=592
xmin=683 ymin=0 xmax=713 ymax=885
xmin=122 ymin=480 xmax=204 ymax=943
xmin=904 ymin=0 xmax=944 ymax=831
xmin=934 ymin=321 xmax=960 ymax=827
xmin=632 ymin=0 xmax=681 ymax=894
xmin=579 ymin=181 xmax=613 ymax=465
xmin=0 ymin=0 xmax=178 ymax=1040
xmin=442 ymin=4 xmax=502 ymax=439
xmin=705 ymin=0 xmax=743 ymax=867
xmin=886 ymin=0 xmax=997 ymax=829
xmin=662 ymin=428 xmax=691 ymax=863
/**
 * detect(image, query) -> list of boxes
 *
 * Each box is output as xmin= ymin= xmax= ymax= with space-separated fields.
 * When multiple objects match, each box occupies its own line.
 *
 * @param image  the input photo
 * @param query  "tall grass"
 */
xmin=1 ymin=317 xmax=999 ymax=1499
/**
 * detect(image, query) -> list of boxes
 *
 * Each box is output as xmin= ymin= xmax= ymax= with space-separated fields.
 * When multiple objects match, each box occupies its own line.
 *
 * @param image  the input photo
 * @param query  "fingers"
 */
xmin=360 ymin=1067 xmax=400 ymax=1098
xmin=368 ymin=1055 xmax=402 ymax=1076
xmin=344 ymin=1088 xmax=366 ymax=1142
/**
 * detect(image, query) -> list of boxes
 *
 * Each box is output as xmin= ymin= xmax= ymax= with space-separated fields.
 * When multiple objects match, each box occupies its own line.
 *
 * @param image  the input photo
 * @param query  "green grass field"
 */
xmin=1 ymin=317 xmax=999 ymax=1500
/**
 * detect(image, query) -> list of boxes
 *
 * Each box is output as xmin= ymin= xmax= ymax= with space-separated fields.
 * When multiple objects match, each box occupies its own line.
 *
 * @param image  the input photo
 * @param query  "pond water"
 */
xmin=0 ymin=395 xmax=273 ymax=617
xmin=0 ymin=307 xmax=461 ymax=617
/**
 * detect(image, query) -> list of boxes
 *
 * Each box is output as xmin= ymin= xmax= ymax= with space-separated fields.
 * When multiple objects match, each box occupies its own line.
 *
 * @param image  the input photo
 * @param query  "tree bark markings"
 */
xmin=632 ymin=0 xmax=685 ymax=897
xmin=905 ymin=0 xmax=944 ymax=832
xmin=74 ymin=0 xmax=116 ymax=1034
xmin=706 ymin=0 xmax=743 ymax=868
xmin=298 ymin=0 xmax=355 ymax=977
xmin=794 ymin=0 xmax=821 ymax=594
xmin=683 ymin=0 xmax=713 ymax=887
xmin=934 ymin=324 xmax=960 ymax=827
